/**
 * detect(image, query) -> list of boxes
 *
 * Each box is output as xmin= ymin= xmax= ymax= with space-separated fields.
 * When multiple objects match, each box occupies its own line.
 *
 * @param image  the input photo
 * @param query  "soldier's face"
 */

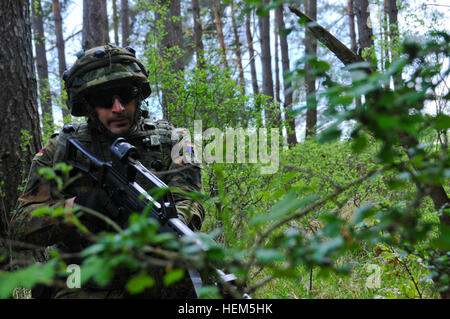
xmin=95 ymin=97 xmax=136 ymax=135
xmin=88 ymin=86 xmax=138 ymax=135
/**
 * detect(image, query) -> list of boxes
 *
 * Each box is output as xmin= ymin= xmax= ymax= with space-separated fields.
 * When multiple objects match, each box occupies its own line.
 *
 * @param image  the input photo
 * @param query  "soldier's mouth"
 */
xmin=109 ymin=118 xmax=129 ymax=126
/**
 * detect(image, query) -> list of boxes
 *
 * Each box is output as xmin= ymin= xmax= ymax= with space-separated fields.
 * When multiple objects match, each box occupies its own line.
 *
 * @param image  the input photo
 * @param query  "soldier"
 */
xmin=11 ymin=44 xmax=205 ymax=298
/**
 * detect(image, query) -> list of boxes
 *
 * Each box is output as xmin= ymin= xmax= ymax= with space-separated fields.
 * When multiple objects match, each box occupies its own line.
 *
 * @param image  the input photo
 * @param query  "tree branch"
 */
xmin=288 ymin=6 xmax=367 ymax=67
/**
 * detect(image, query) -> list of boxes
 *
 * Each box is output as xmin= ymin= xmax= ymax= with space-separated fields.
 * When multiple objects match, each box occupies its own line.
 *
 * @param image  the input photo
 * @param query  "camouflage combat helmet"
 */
xmin=64 ymin=44 xmax=151 ymax=116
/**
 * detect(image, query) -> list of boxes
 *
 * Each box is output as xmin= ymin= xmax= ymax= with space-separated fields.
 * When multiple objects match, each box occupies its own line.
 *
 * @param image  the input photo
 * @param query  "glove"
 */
xmin=74 ymin=188 xmax=120 ymax=233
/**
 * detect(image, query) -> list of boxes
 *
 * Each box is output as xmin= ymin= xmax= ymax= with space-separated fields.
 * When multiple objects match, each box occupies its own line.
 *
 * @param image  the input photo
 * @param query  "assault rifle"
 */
xmin=65 ymin=136 xmax=250 ymax=299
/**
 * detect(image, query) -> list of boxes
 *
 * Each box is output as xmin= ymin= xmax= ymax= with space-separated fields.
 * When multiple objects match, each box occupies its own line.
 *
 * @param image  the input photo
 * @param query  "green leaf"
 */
xmin=351 ymin=134 xmax=368 ymax=153
xmin=318 ymin=124 xmax=341 ymax=143
xmin=81 ymin=243 xmax=106 ymax=257
xmin=163 ymin=269 xmax=185 ymax=286
xmin=197 ymin=286 xmax=220 ymax=299
xmin=344 ymin=61 xmax=372 ymax=72
xmin=80 ymin=256 xmax=107 ymax=285
xmin=373 ymin=113 xmax=400 ymax=129
xmin=255 ymin=249 xmax=285 ymax=263
xmin=0 ymin=261 xmax=56 ymax=298
xmin=314 ymin=237 xmax=345 ymax=260
xmin=433 ymin=113 xmax=450 ymax=131
xmin=31 ymin=206 xmax=55 ymax=217
xmin=249 ymin=193 xmax=318 ymax=226
xmin=279 ymin=27 xmax=293 ymax=37
xmin=431 ymin=225 xmax=450 ymax=251
xmin=151 ymin=233 xmax=176 ymax=244
xmin=353 ymin=204 xmax=377 ymax=224
xmin=38 ymin=167 xmax=56 ymax=179
xmin=126 ymin=273 xmax=155 ymax=294
xmin=181 ymin=244 xmax=202 ymax=255
xmin=206 ymin=245 xmax=225 ymax=260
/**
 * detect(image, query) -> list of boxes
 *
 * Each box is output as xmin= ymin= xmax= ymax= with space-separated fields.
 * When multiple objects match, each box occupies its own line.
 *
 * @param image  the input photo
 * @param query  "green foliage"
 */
xmin=200 ymin=31 xmax=449 ymax=298
xmin=0 ymin=260 xmax=57 ymax=299
xmin=4 ymin=4 xmax=449 ymax=298
xmin=137 ymin=0 xmax=263 ymax=130
xmin=143 ymin=49 xmax=258 ymax=130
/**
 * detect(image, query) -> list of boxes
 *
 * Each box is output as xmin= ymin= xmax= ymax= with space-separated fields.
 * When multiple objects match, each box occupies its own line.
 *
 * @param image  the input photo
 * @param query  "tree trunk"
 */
xmin=82 ymin=0 xmax=110 ymax=50
xmin=213 ymin=0 xmax=228 ymax=68
xmin=348 ymin=0 xmax=361 ymax=108
xmin=155 ymin=0 xmax=184 ymax=122
xmin=246 ymin=10 xmax=262 ymax=124
xmin=305 ymin=0 xmax=317 ymax=138
xmin=274 ymin=11 xmax=281 ymax=107
xmin=276 ymin=6 xmax=297 ymax=145
xmin=0 ymin=0 xmax=42 ymax=236
xmin=100 ymin=0 xmax=109 ymax=42
xmin=348 ymin=0 xmax=357 ymax=53
xmin=32 ymin=0 xmax=54 ymax=138
xmin=121 ymin=0 xmax=130 ymax=46
xmin=354 ymin=0 xmax=375 ymax=64
xmin=112 ymin=0 xmax=119 ymax=45
xmin=387 ymin=0 xmax=401 ymax=89
xmin=258 ymin=1 xmax=277 ymax=126
xmin=156 ymin=0 xmax=183 ymax=73
xmin=231 ymin=0 xmax=245 ymax=94
xmin=381 ymin=0 xmax=389 ymax=73
xmin=52 ymin=0 xmax=71 ymax=123
xmin=191 ymin=0 xmax=204 ymax=69
xmin=289 ymin=6 xmax=366 ymax=68
xmin=387 ymin=0 xmax=399 ymax=45
xmin=246 ymin=11 xmax=259 ymax=97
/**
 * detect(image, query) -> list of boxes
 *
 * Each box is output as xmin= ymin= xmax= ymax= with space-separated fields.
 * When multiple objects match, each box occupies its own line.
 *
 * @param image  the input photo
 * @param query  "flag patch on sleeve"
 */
xmin=186 ymin=142 xmax=194 ymax=153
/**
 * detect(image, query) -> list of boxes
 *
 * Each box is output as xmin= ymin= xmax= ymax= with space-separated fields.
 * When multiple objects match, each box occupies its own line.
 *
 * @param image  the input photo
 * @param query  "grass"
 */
xmin=250 ymin=248 xmax=439 ymax=299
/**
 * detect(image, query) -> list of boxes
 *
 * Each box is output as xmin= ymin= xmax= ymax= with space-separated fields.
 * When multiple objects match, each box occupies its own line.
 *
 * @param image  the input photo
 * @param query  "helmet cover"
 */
xmin=64 ymin=44 xmax=151 ymax=116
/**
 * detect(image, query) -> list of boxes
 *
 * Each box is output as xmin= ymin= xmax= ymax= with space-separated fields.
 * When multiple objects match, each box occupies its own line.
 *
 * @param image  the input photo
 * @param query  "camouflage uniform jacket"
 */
xmin=11 ymin=119 xmax=205 ymax=251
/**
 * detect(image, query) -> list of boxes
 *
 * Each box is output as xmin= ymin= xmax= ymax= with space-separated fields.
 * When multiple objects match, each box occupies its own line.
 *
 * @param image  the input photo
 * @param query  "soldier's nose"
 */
xmin=111 ymin=96 xmax=124 ymax=112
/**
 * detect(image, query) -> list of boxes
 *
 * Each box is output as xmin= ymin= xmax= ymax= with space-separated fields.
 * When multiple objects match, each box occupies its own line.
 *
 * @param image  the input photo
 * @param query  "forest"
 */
xmin=0 ymin=0 xmax=449 ymax=300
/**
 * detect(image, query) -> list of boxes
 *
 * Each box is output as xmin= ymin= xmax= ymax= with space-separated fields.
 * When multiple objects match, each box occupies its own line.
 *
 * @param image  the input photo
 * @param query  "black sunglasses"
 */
xmin=85 ymin=86 xmax=139 ymax=109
